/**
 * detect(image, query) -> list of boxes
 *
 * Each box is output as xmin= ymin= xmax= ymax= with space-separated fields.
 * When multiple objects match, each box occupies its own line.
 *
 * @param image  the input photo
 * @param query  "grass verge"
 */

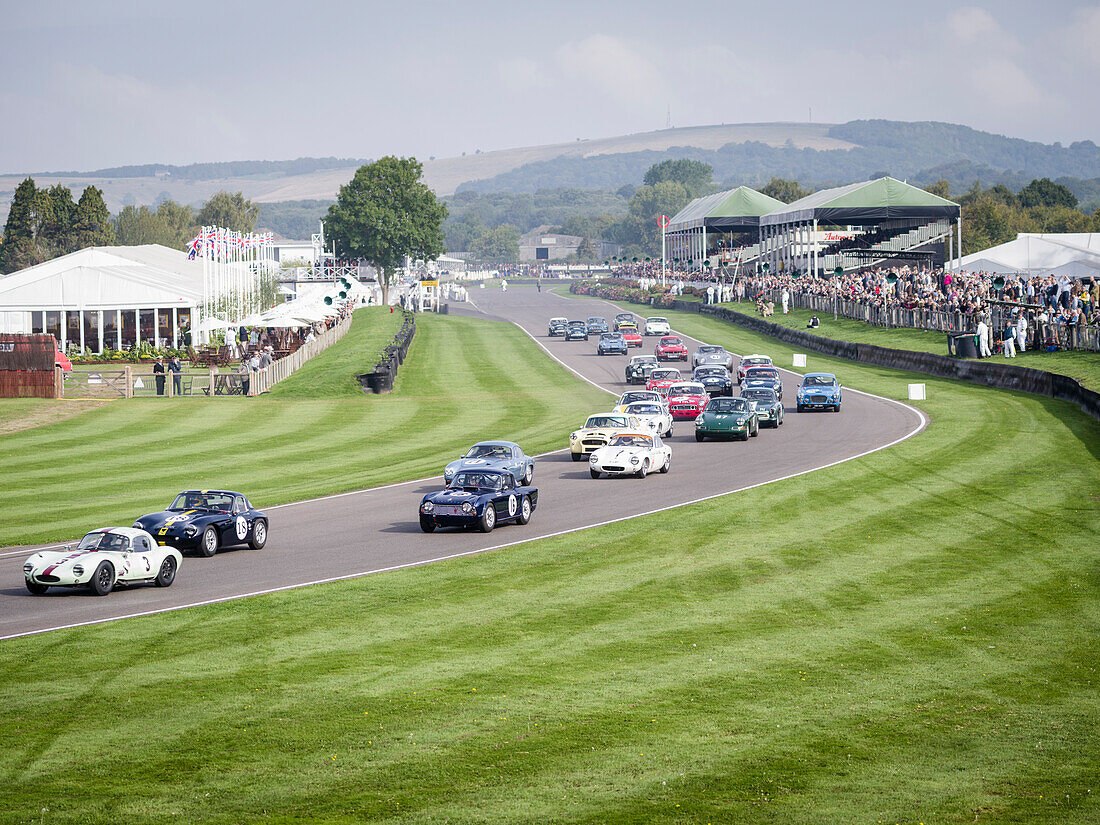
xmin=0 ymin=308 xmax=608 ymax=546
xmin=0 ymin=300 xmax=1097 ymax=823
xmin=723 ymin=303 xmax=1100 ymax=391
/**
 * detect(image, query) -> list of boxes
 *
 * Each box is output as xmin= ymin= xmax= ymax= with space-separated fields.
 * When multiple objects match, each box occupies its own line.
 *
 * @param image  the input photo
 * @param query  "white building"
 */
xmin=0 ymin=245 xmax=204 ymax=352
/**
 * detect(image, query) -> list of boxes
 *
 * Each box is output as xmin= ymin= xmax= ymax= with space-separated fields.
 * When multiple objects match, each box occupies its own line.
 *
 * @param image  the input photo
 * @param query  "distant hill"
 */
xmin=3 ymin=121 xmax=1100 ymax=226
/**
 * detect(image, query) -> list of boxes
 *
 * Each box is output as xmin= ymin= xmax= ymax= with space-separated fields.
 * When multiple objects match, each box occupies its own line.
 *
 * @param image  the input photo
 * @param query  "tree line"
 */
xmin=0 ymin=180 xmax=262 ymax=274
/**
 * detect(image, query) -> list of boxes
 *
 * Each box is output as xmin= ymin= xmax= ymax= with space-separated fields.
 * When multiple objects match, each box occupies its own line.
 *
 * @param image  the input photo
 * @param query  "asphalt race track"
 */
xmin=0 ymin=287 xmax=925 ymax=639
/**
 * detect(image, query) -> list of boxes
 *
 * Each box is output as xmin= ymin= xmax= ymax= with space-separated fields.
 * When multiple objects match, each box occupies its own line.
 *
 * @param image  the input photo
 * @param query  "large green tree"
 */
xmin=72 ymin=186 xmax=115 ymax=248
xmin=197 ymin=190 xmax=258 ymax=232
xmin=760 ymin=177 xmax=810 ymax=203
xmin=0 ymin=178 xmax=41 ymax=273
xmin=114 ymin=200 xmax=197 ymax=249
xmin=1017 ymin=177 xmax=1078 ymax=209
xmin=467 ymin=224 xmax=520 ymax=264
xmin=643 ymin=159 xmax=713 ymax=197
xmin=324 ymin=157 xmax=447 ymax=304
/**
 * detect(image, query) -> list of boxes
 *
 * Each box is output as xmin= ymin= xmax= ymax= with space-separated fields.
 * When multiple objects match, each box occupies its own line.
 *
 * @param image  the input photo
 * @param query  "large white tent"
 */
xmin=956 ymin=233 xmax=1100 ymax=278
xmin=0 ymin=244 xmax=204 ymax=351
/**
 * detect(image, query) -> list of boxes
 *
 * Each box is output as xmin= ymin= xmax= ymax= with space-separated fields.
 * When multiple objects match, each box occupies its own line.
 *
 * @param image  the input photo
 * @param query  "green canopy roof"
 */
xmin=760 ymin=177 xmax=960 ymax=226
xmin=668 ymin=187 xmax=786 ymax=233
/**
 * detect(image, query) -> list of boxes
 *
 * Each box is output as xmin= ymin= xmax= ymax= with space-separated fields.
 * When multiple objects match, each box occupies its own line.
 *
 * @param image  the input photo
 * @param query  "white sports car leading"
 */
xmin=622 ymin=400 xmax=674 ymax=438
xmin=24 ymin=527 xmax=182 ymax=596
xmin=589 ymin=432 xmax=672 ymax=479
xmin=644 ymin=316 xmax=671 ymax=336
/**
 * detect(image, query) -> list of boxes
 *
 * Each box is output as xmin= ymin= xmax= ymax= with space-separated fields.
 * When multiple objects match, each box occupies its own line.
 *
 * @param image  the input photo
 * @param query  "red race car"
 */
xmin=621 ymin=329 xmax=643 ymax=348
xmin=646 ymin=367 xmax=682 ymax=394
xmin=655 ymin=336 xmax=688 ymax=361
xmin=665 ymin=382 xmax=709 ymax=420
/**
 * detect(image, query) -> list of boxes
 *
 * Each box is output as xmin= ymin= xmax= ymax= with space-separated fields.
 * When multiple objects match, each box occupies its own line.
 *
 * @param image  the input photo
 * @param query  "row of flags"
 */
xmin=187 ymin=229 xmax=274 ymax=259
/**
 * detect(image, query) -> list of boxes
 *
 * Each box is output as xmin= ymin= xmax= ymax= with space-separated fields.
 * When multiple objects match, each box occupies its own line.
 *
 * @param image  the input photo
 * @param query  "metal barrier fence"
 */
xmin=57 ymin=315 xmax=353 ymax=398
xmin=764 ymin=289 xmax=1100 ymax=352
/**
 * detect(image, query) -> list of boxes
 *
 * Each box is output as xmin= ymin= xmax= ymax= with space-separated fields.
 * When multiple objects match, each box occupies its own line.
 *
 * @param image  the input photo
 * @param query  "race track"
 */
xmin=0 ymin=287 xmax=925 ymax=639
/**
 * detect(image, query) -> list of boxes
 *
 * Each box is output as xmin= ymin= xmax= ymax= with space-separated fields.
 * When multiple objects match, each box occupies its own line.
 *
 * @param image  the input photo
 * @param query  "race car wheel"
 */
xmin=517 ymin=496 xmax=533 ymax=524
xmin=199 ymin=527 xmax=219 ymax=557
xmin=89 ymin=561 xmax=115 ymax=596
xmin=479 ymin=505 xmax=496 ymax=533
xmin=571 ymin=452 xmax=583 ymax=462
xmin=25 ymin=579 xmax=48 ymax=595
xmin=665 ymin=425 xmax=673 ymax=438
xmin=797 ymin=404 xmax=805 ymax=412
xmin=637 ymin=460 xmax=649 ymax=479
xmin=522 ymin=465 xmax=533 ymax=485
xmin=660 ymin=454 xmax=671 ymax=474
xmin=590 ymin=469 xmax=601 ymax=479
xmin=695 ymin=432 xmax=705 ymax=442
xmin=155 ymin=556 xmax=177 ymax=587
xmin=751 ymin=423 xmax=758 ymax=437
xmin=249 ymin=519 xmax=268 ymax=550
xmin=740 ymin=431 xmax=750 ymax=441
xmin=419 ymin=515 xmax=436 ymax=533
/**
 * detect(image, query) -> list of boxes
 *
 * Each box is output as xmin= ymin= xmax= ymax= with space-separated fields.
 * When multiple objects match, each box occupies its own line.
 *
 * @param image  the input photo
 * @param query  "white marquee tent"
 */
xmin=956 ymin=233 xmax=1100 ymax=279
xmin=0 ymin=244 xmax=205 ymax=351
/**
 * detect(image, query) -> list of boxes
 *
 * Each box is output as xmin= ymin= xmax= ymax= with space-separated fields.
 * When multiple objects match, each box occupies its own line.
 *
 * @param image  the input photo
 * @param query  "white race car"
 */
xmin=589 ymin=432 xmax=672 ymax=479
xmin=644 ymin=316 xmax=671 ymax=336
xmin=569 ymin=412 xmax=644 ymax=461
xmin=623 ymin=400 xmax=674 ymax=438
xmin=23 ymin=527 xmax=182 ymax=596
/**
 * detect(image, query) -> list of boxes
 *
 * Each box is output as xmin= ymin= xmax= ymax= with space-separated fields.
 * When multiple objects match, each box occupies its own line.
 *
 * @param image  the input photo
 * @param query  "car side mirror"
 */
xmin=64 ymin=544 xmax=72 ymax=552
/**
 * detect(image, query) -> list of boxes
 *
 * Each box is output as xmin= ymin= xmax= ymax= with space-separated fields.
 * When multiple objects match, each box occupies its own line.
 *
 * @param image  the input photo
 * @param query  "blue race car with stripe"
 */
xmin=133 ymin=490 xmax=268 ymax=557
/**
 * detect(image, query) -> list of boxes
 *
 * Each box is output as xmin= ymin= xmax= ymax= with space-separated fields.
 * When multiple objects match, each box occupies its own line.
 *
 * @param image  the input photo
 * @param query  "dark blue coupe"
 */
xmin=134 ymin=490 xmax=268 ymax=557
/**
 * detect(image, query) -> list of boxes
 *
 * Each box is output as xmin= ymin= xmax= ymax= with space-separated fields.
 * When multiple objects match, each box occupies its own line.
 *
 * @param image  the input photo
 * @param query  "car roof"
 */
xmin=669 ymin=383 xmax=706 ymax=391
xmin=745 ymin=366 xmax=777 ymax=372
xmin=743 ymin=354 xmax=771 ymax=360
xmin=803 ymin=372 xmax=837 ymax=379
xmin=611 ymin=432 xmax=653 ymax=439
xmin=471 ymin=440 xmax=520 ymax=448
xmin=179 ymin=488 xmax=242 ymax=497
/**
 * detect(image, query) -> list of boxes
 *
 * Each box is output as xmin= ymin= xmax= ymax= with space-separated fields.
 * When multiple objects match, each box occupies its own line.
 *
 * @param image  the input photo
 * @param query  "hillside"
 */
xmin=3 ymin=120 xmax=1100 ymax=226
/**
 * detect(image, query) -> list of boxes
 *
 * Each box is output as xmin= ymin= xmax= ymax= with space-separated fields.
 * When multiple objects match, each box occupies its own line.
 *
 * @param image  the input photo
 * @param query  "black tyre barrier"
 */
xmin=358 ymin=311 xmax=416 ymax=394
xmin=669 ymin=300 xmax=1100 ymax=422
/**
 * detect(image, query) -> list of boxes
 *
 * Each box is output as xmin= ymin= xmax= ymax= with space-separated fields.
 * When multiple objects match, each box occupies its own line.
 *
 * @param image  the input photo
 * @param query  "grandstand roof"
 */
xmin=760 ymin=177 xmax=960 ymax=226
xmin=668 ymin=186 xmax=786 ymax=232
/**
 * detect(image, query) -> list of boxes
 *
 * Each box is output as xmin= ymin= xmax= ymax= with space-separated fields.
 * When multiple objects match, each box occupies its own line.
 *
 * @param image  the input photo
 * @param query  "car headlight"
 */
xmin=73 ymin=564 xmax=84 ymax=576
xmin=630 ymin=456 xmax=640 ymax=465
xmin=462 ymin=502 xmax=474 ymax=514
xmin=132 ymin=521 xmax=142 ymax=529
xmin=421 ymin=501 xmax=434 ymax=514
xmin=695 ymin=415 xmax=704 ymax=423
xmin=184 ymin=525 xmax=199 ymax=537
xmin=736 ymin=417 xmax=746 ymax=425
xmin=23 ymin=562 xmax=33 ymax=573
xmin=589 ymin=454 xmax=598 ymax=463
xmin=570 ymin=432 xmax=578 ymax=441
xmin=444 ymin=467 xmax=455 ymax=478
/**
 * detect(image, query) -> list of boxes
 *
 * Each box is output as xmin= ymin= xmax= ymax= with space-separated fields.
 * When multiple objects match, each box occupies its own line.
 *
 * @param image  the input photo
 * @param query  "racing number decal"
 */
xmin=507 ymin=494 xmax=517 ymax=517
xmin=235 ymin=516 xmax=248 ymax=541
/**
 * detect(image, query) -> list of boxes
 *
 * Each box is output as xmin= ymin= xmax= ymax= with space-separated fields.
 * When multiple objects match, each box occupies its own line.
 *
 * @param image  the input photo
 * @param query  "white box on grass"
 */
xmin=792 ymin=354 xmax=807 ymax=368
xmin=908 ymin=383 xmax=926 ymax=400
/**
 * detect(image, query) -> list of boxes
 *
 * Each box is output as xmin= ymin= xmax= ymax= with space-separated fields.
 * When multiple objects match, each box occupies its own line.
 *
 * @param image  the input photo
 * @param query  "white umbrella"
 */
xmin=195 ymin=316 xmax=235 ymax=333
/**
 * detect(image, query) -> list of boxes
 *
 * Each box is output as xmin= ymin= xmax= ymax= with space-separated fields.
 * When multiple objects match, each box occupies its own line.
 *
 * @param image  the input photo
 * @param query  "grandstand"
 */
xmin=665 ymin=186 xmax=785 ymax=272
xmin=757 ymin=177 xmax=961 ymax=276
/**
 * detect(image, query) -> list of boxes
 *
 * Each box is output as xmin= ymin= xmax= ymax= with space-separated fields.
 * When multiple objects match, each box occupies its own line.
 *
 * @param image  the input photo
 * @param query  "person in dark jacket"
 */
xmin=153 ymin=357 xmax=166 ymax=395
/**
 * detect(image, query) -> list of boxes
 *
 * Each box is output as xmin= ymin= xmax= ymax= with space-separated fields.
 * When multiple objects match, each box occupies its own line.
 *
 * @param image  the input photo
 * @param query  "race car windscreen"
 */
xmin=746 ymin=368 xmax=778 ymax=379
xmin=652 ymin=370 xmax=679 ymax=379
xmin=668 ymin=384 xmax=704 ymax=396
xmin=803 ymin=375 xmax=837 ymax=386
xmin=707 ymin=398 xmax=748 ymax=413
xmin=466 ymin=445 xmax=511 ymax=459
xmin=695 ymin=367 xmax=727 ymax=377
xmin=626 ymin=404 xmax=663 ymax=415
xmin=609 ymin=435 xmax=652 ymax=448
xmin=451 ymin=472 xmax=503 ymax=490
xmin=78 ymin=531 xmax=131 ymax=552
xmin=742 ymin=389 xmax=777 ymax=402
xmin=585 ymin=416 xmax=628 ymax=429
xmin=171 ymin=492 xmax=234 ymax=511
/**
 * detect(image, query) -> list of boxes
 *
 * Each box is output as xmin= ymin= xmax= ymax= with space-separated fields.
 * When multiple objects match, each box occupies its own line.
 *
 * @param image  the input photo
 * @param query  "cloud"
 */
xmin=555 ymin=35 xmax=667 ymax=108
xmin=1056 ymin=5 xmax=1100 ymax=67
xmin=945 ymin=6 xmax=1017 ymax=49
xmin=496 ymin=57 xmax=551 ymax=93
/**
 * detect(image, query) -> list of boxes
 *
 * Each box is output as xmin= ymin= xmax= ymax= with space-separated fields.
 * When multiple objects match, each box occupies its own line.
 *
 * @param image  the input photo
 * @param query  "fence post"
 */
xmin=54 ymin=365 xmax=64 ymax=398
xmin=124 ymin=365 xmax=133 ymax=398
xmin=167 ymin=371 xmax=174 ymax=398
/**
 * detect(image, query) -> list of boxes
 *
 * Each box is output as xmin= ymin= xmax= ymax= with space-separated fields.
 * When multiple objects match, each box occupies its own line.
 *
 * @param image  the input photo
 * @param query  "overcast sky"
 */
xmin=1 ymin=0 xmax=1097 ymax=173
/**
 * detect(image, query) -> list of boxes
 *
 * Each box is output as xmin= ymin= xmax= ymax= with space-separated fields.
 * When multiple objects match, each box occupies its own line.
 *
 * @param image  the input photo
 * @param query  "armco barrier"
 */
xmin=670 ymin=300 xmax=1100 ymax=421
xmin=358 ymin=311 xmax=416 ymax=394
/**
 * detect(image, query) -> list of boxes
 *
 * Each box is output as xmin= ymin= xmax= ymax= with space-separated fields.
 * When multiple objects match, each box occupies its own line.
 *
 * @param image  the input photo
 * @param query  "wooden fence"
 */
xmin=55 ymin=316 xmax=353 ymax=399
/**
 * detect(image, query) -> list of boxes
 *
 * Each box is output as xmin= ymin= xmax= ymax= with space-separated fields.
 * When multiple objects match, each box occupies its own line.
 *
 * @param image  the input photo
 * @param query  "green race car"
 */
xmin=694 ymin=396 xmax=759 ymax=441
xmin=740 ymin=387 xmax=784 ymax=427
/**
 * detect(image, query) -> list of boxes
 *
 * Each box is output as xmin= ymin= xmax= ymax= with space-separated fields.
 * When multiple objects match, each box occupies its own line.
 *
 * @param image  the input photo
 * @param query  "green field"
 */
xmin=0 ymin=307 xmax=608 ymax=546
xmin=1 ymin=299 xmax=1097 ymax=823
xmin=724 ymin=303 xmax=1100 ymax=391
